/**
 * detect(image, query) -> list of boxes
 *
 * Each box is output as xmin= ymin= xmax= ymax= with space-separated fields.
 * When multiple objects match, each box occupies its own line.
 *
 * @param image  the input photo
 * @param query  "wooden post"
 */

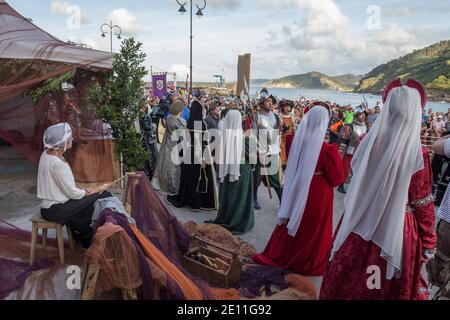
xmin=56 ymin=224 xmax=65 ymax=266
xmin=67 ymin=227 xmax=74 ymax=251
xmin=81 ymin=264 xmax=101 ymax=300
xmin=42 ymin=228 xmax=47 ymax=250
xmin=29 ymin=223 xmax=38 ymax=266
xmin=120 ymin=153 xmax=124 ymax=189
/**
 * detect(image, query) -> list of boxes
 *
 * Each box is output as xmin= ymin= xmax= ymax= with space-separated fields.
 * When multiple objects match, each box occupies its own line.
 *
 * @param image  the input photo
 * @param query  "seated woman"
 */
xmin=37 ymin=123 xmax=111 ymax=248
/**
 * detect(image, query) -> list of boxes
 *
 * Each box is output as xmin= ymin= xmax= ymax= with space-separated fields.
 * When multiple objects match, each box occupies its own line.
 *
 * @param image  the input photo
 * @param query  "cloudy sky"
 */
xmin=7 ymin=0 xmax=450 ymax=82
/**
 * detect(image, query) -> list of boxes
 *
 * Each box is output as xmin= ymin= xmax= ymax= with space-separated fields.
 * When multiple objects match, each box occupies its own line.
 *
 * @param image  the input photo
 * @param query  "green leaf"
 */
xmin=86 ymin=37 xmax=149 ymax=171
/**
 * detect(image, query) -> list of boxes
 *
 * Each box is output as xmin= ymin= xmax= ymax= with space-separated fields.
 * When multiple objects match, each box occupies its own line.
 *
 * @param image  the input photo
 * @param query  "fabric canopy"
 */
xmin=0 ymin=1 xmax=118 ymax=184
xmin=0 ymin=0 xmax=113 ymax=70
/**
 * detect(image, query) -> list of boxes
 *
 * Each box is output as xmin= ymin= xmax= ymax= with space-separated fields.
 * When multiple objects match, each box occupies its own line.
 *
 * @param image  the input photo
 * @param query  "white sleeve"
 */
xmin=51 ymin=161 xmax=86 ymax=200
xmin=444 ymin=139 xmax=450 ymax=158
xmin=193 ymin=131 xmax=204 ymax=163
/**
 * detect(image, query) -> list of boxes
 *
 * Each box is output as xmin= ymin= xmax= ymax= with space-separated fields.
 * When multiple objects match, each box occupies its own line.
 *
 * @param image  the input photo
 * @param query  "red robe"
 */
xmin=320 ymin=147 xmax=436 ymax=300
xmin=342 ymin=154 xmax=352 ymax=183
xmin=253 ymin=143 xmax=344 ymax=276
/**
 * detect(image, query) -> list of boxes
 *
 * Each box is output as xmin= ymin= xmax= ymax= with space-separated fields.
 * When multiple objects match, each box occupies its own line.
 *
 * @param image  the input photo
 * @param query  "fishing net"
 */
xmin=284 ymin=273 xmax=317 ymax=300
xmin=182 ymin=221 xmax=257 ymax=259
xmin=0 ymin=1 xmax=118 ymax=185
xmin=236 ymin=265 xmax=291 ymax=298
xmin=0 ymin=219 xmax=85 ymax=299
xmin=84 ymin=222 xmax=144 ymax=295
xmin=0 ymin=63 xmax=119 ymax=185
xmin=121 ymin=173 xmax=251 ymax=300
xmin=0 ymin=257 xmax=53 ymax=299
xmin=123 ymin=173 xmax=192 ymax=261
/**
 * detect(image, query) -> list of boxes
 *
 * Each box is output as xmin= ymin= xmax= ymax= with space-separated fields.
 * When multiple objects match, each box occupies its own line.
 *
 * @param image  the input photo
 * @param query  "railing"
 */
xmin=421 ymin=135 xmax=441 ymax=154
xmin=325 ymin=132 xmax=442 ymax=157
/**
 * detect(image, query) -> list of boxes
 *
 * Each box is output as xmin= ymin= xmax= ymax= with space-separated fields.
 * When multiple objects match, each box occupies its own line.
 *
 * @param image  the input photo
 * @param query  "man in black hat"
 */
xmin=250 ymin=89 xmax=283 ymax=209
xmin=338 ymin=105 xmax=368 ymax=193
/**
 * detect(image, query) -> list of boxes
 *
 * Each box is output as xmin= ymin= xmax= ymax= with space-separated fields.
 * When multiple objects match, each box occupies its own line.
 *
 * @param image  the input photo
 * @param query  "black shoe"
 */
xmin=337 ymin=185 xmax=347 ymax=194
xmin=254 ymin=200 xmax=261 ymax=210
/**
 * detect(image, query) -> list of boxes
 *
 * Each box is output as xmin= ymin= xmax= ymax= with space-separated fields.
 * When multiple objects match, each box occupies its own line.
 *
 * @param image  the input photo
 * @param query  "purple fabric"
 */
xmin=122 ymin=174 xmax=216 ymax=299
xmin=236 ymin=265 xmax=290 ymax=298
xmin=0 ymin=219 xmax=59 ymax=299
xmin=126 ymin=175 xmax=192 ymax=260
xmin=0 ymin=218 xmax=69 ymax=247
xmin=0 ymin=258 xmax=54 ymax=299
xmin=152 ymin=74 xmax=167 ymax=99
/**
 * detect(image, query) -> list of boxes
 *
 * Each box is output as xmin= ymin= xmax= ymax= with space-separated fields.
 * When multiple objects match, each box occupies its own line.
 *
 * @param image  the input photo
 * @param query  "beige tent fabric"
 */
xmin=0 ymin=0 xmax=113 ymax=70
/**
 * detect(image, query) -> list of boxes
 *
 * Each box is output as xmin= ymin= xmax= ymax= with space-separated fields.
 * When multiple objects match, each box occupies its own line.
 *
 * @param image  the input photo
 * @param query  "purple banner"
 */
xmin=152 ymin=74 xmax=167 ymax=99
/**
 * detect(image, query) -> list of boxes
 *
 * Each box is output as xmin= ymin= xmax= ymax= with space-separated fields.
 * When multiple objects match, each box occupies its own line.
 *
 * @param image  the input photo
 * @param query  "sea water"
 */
xmin=252 ymin=87 xmax=450 ymax=113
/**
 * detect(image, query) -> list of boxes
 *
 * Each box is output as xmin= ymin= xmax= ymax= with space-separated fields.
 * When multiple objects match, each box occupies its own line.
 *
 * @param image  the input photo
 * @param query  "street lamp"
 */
xmin=100 ymin=21 xmax=122 ymax=53
xmin=100 ymin=21 xmax=123 ymax=186
xmin=176 ymin=0 xmax=207 ymax=94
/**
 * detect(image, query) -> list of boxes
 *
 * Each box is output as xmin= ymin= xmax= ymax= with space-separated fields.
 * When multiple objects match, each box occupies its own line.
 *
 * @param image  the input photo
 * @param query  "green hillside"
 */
xmin=356 ymin=40 xmax=450 ymax=101
xmin=265 ymin=72 xmax=361 ymax=91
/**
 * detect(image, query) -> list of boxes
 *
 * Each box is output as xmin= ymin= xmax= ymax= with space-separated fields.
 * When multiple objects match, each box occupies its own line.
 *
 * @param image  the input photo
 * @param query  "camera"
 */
xmin=150 ymin=97 xmax=171 ymax=120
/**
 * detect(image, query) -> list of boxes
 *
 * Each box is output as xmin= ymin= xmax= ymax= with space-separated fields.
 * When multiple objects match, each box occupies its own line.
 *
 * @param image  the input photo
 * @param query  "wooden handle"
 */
xmin=201 ymin=254 xmax=216 ymax=268
xmin=194 ymin=236 xmax=237 ymax=255
xmin=108 ymin=172 xmax=136 ymax=187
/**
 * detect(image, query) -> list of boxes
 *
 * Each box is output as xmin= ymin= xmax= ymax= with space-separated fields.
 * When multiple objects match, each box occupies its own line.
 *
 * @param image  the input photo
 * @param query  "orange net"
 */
xmin=84 ymin=222 xmax=169 ymax=297
xmin=130 ymin=224 xmax=204 ymax=300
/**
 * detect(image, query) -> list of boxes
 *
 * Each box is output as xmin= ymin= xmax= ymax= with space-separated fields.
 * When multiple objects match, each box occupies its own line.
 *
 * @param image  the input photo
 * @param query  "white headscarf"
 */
xmin=331 ymin=86 xmax=424 ymax=280
xmin=43 ymin=123 xmax=73 ymax=152
xmin=218 ymin=110 xmax=244 ymax=183
xmin=277 ymin=105 xmax=330 ymax=236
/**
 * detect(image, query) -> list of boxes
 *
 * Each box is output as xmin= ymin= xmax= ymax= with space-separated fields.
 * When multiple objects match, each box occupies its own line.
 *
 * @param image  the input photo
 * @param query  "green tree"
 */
xmin=88 ymin=37 xmax=148 ymax=172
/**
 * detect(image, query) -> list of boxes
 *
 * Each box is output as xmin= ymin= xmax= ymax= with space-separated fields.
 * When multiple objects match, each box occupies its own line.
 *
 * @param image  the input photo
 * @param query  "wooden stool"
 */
xmin=29 ymin=217 xmax=74 ymax=266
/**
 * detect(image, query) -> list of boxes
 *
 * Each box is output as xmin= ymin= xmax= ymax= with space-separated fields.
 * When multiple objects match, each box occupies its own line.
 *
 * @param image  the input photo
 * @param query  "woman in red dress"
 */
xmin=253 ymin=101 xmax=344 ymax=276
xmin=320 ymin=79 xmax=437 ymax=300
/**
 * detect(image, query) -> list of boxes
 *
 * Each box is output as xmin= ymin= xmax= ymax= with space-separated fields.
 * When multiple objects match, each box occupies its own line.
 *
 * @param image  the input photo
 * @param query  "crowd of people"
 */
xmin=422 ymin=107 xmax=450 ymax=139
xmin=137 ymin=85 xmax=450 ymax=217
xmin=35 ymin=78 xmax=450 ymax=300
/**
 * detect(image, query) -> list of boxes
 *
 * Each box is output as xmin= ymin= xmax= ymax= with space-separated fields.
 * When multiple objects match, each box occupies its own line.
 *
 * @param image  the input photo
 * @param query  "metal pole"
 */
xmin=110 ymin=21 xmax=113 ymax=52
xmin=190 ymin=0 xmax=193 ymax=94
xmin=118 ymin=23 xmax=123 ymax=188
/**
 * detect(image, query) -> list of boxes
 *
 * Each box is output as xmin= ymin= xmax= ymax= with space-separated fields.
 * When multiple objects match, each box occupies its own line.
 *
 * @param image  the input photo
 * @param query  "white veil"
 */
xmin=218 ymin=110 xmax=244 ymax=183
xmin=43 ymin=123 xmax=72 ymax=151
xmin=277 ymin=105 xmax=330 ymax=236
xmin=331 ymin=86 xmax=424 ymax=279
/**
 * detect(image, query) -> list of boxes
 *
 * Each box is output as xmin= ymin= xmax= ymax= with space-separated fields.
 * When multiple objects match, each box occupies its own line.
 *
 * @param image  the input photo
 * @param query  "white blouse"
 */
xmin=37 ymin=151 xmax=86 ymax=209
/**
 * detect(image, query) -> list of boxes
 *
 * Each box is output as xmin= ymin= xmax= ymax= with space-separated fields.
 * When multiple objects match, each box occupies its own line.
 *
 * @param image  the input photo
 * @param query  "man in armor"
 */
xmin=250 ymin=88 xmax=283 ymax=210
xmin=338 ymin=105 xmax=368 ymax=193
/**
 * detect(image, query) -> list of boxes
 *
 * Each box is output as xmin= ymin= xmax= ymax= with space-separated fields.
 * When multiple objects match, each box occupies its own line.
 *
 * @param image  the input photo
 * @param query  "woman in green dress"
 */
xmin=206 ymin=110 xmax=254 ymax=234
